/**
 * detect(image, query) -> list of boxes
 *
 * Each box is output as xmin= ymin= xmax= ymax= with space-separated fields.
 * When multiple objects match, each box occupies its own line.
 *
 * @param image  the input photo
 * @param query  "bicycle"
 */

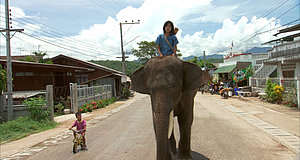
xmin=70 ymin=129 xmax=85 ymax=153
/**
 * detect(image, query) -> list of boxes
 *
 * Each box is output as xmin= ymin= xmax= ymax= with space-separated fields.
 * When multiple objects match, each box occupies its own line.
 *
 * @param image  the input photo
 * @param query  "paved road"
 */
xmin=20 ymin=93 xmax=297 ymax=160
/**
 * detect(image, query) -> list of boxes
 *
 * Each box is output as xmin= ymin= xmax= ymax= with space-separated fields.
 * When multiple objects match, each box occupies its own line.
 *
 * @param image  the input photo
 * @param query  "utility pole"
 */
xmin=0 ymin=0 xmax=23 ymax=121
xmin=118 ymin=20 xmax=140 ymax=76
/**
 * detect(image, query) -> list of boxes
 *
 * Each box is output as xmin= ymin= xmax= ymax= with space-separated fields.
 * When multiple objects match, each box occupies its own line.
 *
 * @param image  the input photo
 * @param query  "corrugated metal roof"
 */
xmin=214 ymin=64 xmax=236 ymax=73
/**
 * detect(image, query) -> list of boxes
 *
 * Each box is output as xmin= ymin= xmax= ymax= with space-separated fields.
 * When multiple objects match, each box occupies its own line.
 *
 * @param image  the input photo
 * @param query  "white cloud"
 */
xmin=2 ymin=0 xmax=290 ymax=61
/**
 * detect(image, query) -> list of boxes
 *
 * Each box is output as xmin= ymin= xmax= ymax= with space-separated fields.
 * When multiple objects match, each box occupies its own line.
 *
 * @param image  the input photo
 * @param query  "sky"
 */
xmin=0 ymin=0 xmax=299 ymax=61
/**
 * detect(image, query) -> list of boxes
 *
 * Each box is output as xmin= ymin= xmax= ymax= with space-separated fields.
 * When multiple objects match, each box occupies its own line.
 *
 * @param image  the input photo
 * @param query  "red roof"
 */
xmin=224 ymin=53 xmax=252 ymax=59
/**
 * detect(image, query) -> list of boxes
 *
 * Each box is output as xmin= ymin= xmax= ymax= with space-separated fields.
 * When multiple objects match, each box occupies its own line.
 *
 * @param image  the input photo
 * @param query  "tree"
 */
xmin=131 ymin=41 xmax=158 ymax=64
xmin=0 ymin=65 xmax=7 ymax=94
xmin=187 ymin=56 xmax=216 ymax=69
xmin=131 ymin=41 xmax=182 ymax=64
xmin=18 ymin=51 xmax=53 ymax=64
xmin=32 ymin=51 xmax=51 ymax=64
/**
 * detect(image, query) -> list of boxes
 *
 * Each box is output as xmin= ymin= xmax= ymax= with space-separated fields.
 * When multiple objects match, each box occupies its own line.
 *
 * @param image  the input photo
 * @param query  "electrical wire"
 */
xmin=239 ymin=2 xmax=300 ymax=43
xmin=19 ymin=32 xmax=102 ymax=59
xmin=228 ymin=0 xmax=294 ymax=46
xmin=5 ymin=11 xmax=119 ymax=53
xmin=7 ymin=19 xmax=115 ymax=56
xmin=0 ymin=14 xmax=122 ymax=58
xmin=87 ymin=0 xmax=119 ymax=16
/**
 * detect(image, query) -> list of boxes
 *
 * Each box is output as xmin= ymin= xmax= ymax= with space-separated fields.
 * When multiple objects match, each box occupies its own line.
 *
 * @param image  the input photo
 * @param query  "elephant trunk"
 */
xmin=153 ymin=110 xmax=173 ymax=160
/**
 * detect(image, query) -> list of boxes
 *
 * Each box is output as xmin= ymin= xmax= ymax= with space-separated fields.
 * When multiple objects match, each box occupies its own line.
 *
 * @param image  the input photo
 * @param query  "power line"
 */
xmin=10 ymin=21 xmax=113 ymax=56
xmin=6 ymin=11 xmax=119 ymax=53
xmin=87 ymin=0 xmax=118 ymax=16
xmin=229 ymin=0 xmax=292 ymax=43
xmin=239 ymin=2 xmax=300 ymax=43
xmin=124 ymin=35 xmax=140 ymax=46
xmin=254 ymin=18 xmax=300 ymax=36
xmin=0 ymin=14 xmax=121 ymax=58
xmin=19 ymin=32 xmax=100 ymax=59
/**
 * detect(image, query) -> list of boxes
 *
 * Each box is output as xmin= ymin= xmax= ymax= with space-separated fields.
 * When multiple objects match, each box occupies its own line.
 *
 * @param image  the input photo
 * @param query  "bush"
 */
xmin=23 ymin=97 xmax=50 ymax=121
xmin=284 ymin=82 xmax=298 ymax=106
xmin=265 ymin=79 xmax=279 ymax=102
xmin=121 ymin=88 xmax=131 ymax=99
xmin=79 ymin=97 xmax=117 ymax=113
xmin=0 ymin=65 xmax=7 ymax=93
xmin=54 ymin=103 xmax=65 ymax=115
xmin=273 ymin=85 xmax=284 ymax=102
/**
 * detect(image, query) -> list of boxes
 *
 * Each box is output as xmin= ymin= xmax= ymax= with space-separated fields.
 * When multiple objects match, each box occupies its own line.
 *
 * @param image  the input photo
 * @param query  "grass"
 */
xmin=0 ymin=116 xmax=58 ymax=144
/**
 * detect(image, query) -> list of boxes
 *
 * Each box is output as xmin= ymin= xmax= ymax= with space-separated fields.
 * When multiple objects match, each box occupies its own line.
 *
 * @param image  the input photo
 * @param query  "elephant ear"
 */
xmin=131 ymin=66 xmax=150 ymax=94
xmin=183 ymin=61 xmax=210 ymax=92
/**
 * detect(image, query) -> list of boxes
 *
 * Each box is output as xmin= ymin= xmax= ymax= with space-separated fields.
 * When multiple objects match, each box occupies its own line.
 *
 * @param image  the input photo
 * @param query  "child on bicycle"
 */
xmin=69 ymin=112 xmax=87 ymax=149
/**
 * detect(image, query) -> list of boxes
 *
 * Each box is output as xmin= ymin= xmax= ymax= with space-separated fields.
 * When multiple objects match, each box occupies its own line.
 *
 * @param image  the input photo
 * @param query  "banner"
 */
xmin=232 ymin=64 xmax=252 ymax=83
xmin=212 ymin=73 xmax=219 ymax=83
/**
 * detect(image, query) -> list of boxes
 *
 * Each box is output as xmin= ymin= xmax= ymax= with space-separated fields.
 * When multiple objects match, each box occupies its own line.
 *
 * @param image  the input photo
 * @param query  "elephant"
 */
xmin=131 ymin=56 xmax=210 ymax=160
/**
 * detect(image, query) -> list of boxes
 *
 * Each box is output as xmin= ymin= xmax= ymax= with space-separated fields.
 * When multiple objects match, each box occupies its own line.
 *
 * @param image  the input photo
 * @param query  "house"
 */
xmin=51 ymin=54 xmax=125 ymax=98
xmin=213 ymin=48 xmax=267 ymax=85
xmin=260 ymin=23 xmax=300 ymax=108
xmin=0 ymin=59 xmax=90 ymax=102
xmin=262 ymin=23 xmax=300 ymax=79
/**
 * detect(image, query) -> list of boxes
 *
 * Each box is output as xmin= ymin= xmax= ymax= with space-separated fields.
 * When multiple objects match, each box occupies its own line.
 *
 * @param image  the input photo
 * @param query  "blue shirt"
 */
xmin=155 ymin=34 xmax=179 ymax=56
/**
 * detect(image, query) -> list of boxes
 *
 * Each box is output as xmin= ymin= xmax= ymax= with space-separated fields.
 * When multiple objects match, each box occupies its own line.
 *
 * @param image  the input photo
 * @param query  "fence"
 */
xmin=249 ymin=77 xmax=298 ymax=88
xmin=249 ymin=77 xmax=300 ymax=108
xmin=69 ymin=83 xmax=112 ymax=113
xmin=0 ymin=85 xmax=54 ymax=122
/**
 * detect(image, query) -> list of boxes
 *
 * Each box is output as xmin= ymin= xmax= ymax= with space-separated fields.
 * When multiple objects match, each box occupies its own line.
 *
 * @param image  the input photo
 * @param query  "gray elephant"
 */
xmin=131 ymin=56 xmax=210 ymax=160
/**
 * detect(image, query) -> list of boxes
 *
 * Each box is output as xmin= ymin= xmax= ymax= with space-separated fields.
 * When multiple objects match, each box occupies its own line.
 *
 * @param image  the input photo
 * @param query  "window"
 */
xmin=15 ymin=72 xmax=33 ymax=76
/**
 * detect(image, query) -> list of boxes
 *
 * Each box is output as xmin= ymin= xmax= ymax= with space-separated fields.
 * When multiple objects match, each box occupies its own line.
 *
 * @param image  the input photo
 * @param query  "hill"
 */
xmin=245 ymin=47 xmax=272 ymax=53
xmin=90 ymin=60 xmax=142 ymax=75
xmin=183 ymin=54 xmax=223 ymax=61
xmin=91 ymin=55 xmax=224 ymax=75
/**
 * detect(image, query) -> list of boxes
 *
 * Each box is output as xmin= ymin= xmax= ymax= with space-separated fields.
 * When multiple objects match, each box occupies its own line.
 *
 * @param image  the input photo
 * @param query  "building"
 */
xmin=259 ymin=23 xmax=300 ymax=108
xmin=52 ymin=54 xmax=125 ymax=98
xmin=213 ymin=47 xmax=270 ymax=86
xmin=1 ymin=54 xmax=125 ymax=102
xmin=0 ymin=59 xmax=90 ymax=102
xmin=262 ymin=23 xmax=300 ymax=79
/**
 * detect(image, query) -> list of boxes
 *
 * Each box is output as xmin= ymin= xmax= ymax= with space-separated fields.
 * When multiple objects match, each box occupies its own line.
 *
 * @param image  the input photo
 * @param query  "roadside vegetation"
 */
xmin=0 ymin=116 xmax=57 ymax=144
xmin=79 ymin=97 xmax=116 ymax=113
xmin=0 ymin=97 xmax=57 ymax=144
xmin=262 ymin=78 xmax=298 ymax=107
xmin=1 ymin=96 xmax=119 ymax=144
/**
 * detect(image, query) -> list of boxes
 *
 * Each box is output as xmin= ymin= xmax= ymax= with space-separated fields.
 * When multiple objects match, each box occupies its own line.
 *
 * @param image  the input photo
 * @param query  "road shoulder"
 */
xmin=201 ymin=93 xmax=300 ymax=154
xmin=0 ymin=97 xmax=134 ymax=159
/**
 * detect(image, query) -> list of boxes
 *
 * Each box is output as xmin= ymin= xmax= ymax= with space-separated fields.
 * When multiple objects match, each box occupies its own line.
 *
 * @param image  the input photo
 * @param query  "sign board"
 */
xmin=121 ymin=76 xmax=127 ymax=83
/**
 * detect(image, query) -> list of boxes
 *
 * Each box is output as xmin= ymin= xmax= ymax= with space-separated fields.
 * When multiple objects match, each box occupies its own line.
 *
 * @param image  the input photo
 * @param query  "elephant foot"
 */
xmin=178 ymin=153 xmax=192 ymax=160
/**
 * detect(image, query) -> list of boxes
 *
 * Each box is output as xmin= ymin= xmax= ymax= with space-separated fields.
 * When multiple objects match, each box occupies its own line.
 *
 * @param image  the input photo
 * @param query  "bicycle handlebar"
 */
xmin=70 ymin=129 xmax=85 ymax=133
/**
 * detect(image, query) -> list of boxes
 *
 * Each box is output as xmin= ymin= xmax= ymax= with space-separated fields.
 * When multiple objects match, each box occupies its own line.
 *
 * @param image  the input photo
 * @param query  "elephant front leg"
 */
xmin=177 ymin=119 xmax=192 ymax=160
xmin=177 ymin=93 xmax=195 ymax=160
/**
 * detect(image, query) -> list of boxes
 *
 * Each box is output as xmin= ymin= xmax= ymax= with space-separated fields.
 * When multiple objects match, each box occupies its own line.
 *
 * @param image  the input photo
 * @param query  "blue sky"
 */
xmin=0 ymin=0 xmax=299 ymax=60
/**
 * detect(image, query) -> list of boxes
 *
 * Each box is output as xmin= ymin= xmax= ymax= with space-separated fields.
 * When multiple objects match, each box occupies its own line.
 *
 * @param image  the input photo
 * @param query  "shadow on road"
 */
xmin=172 ymin=151 xmax=210 ymax=160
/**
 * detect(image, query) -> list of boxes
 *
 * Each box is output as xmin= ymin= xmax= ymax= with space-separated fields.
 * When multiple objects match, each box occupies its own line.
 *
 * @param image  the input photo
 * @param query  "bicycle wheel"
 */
xmin=73 ymin=142 xmax=78 ymax=153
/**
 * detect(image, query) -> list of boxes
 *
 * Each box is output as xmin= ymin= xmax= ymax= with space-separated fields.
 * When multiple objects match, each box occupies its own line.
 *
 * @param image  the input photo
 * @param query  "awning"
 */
xmin=214 ymin=64 xmax=236 ymax=74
